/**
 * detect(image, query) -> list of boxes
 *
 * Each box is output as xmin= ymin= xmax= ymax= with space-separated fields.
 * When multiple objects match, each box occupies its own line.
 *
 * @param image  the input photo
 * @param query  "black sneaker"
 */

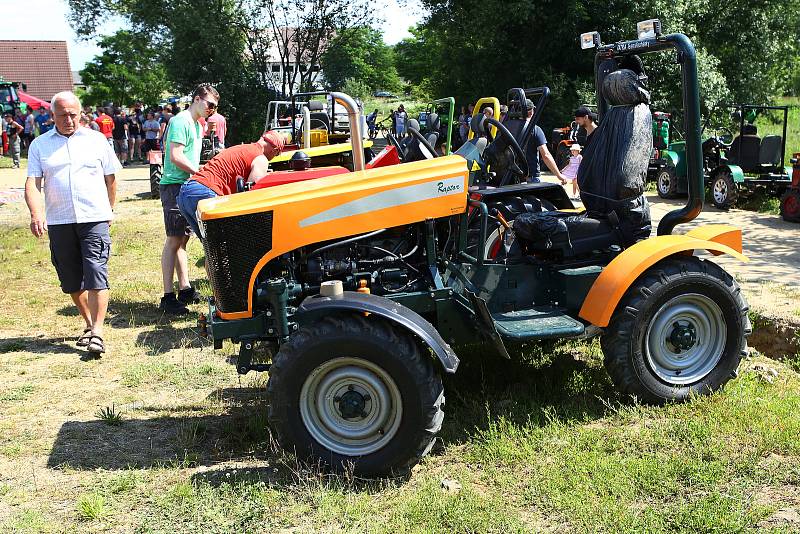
xmin=159 ymin=294 xmax=190 ymax=315
xmin=178 ymin=287 xmax=202 ymax=305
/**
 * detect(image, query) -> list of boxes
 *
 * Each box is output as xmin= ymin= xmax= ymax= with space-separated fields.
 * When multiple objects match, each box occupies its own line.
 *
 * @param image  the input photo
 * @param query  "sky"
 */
xmin=1 ymin=0 xmax=425 ymax=71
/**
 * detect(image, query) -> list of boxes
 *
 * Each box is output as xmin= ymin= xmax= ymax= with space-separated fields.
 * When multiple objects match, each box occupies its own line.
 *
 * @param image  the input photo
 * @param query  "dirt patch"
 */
xmin=755 ymin=483 xmax=800 ymax=529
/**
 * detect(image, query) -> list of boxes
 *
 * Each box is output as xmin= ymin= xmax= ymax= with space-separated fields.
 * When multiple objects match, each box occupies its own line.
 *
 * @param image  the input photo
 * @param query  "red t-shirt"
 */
xmin=95 ymin=114 xmax=114 ymax=138
xmin=192 ymin=143 xmax=264 ymax=195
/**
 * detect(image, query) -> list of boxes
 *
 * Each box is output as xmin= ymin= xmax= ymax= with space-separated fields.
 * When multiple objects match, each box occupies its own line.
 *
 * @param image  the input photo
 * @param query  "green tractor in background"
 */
xmin=651 ymin=104 xmax=792 ymax=209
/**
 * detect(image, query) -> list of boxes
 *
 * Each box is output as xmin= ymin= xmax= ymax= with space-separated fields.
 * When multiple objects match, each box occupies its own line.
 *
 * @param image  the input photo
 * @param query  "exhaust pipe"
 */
xmin=330 ymin=91 xmax=365 ymax=171
xmin=302 ymin=106 xmax=311 ymax=149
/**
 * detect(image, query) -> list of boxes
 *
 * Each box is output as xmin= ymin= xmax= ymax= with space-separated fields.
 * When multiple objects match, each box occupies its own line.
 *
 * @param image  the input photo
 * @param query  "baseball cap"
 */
xmin=575 ymin=106 xmax=592 ymax=117
xmin=262 ymin=130 xmax=286 ymax=152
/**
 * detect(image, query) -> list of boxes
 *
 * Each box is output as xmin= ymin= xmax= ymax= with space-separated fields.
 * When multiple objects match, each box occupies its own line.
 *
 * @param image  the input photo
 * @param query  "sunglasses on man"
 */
xmin=199 ymin=97 xmax=217 ymax=110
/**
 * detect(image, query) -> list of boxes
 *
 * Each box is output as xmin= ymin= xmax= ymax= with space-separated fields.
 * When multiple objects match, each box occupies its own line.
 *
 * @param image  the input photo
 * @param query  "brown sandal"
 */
xmin=76 ymin=328 xmax=92 ymax=347
xmin=86 ymin=335 xmax=105 ymax=354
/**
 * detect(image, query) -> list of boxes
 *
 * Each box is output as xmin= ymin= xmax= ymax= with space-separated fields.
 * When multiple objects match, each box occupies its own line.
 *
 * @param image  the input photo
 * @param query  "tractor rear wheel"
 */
xmin=780 ymin=189 xmax=800 ymax=222
xmin=601 ymin=257 xmax=750 ymax=404
xmin=656 ymin=166 xmax=678 ymax=199
xmin=710 ymin=170 xmax=737 ymax=210
xmin=267 ymin=314 xmax=444 ymax=476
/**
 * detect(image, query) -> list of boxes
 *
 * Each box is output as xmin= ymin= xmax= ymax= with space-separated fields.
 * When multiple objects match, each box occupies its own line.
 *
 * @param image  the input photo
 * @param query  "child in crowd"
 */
xmin=560 ymin=144 xmax=582 ymax=200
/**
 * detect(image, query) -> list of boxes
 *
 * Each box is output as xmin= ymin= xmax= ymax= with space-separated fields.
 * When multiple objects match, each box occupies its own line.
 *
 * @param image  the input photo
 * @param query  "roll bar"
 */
xmin=290 ymin=90 xmax=365 ymax=171
xmin=594 ymin=33 xmax=701 ymax=235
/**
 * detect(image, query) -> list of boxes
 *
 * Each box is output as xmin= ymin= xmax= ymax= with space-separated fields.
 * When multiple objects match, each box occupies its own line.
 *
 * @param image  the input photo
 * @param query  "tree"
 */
xmin=320 ymin=27 xmax=401 ymax=93
xmin=68 ymin=0 xmax=274 ymax=144
xmin=79 ymin=30 xmax=171 ymax=107
xmin=244 ymin=0 xmax=378 ymax=96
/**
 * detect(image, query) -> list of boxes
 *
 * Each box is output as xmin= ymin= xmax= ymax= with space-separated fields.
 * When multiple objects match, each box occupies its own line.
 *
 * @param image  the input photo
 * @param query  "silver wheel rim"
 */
xmin=300 ymin=357 xmax=402 ymax=456
xmin=713 ymin=177 xmax=728 ymax=204
xmin=658 ymin=171 xmax=671 ymax=194
xmin=645 ymin=293 xmax=726 ymax=385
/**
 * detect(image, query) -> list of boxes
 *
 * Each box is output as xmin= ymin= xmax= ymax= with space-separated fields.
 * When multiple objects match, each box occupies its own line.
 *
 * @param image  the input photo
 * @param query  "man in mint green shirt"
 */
xmin=159 ymin=84 xmax=220 ymax=315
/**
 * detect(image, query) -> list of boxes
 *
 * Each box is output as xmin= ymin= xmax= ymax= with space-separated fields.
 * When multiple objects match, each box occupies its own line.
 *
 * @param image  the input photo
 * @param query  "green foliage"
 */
xmin=79 ymin=30 xmax=171 ymax=107
xmin=321 ymin=27 xmax=401 ymax=93
xmin=76 ymin=492 xmax=107 ymax=521
xmin=96 ymin=404 xmax=124 ymax=426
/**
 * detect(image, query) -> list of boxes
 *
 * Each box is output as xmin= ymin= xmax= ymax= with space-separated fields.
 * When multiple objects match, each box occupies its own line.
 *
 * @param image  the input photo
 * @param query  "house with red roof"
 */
xmin=0 ymin=40 xmax=74 ymax=101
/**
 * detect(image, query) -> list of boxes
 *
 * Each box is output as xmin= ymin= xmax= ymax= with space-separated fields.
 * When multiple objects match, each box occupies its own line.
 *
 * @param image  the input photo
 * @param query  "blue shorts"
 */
xmin=48 ymin=222 xmax=111 ymax=293
xmin=177 ymin=180 xmax=218 ymax=238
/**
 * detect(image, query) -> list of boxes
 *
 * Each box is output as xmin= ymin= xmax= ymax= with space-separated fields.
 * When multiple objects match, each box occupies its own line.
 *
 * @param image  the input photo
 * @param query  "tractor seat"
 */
xmin=727 ymin=134 xmax=761 ymax=172
xmin=759 ymin=135 xmax=783 ymax=167
xmin=513 ymin=211 xmax=621 ymax=258
xmin=425 ymin=112 xmax=441 ymax=148
xmin=306 ymin=100 xmax=330 ymax=132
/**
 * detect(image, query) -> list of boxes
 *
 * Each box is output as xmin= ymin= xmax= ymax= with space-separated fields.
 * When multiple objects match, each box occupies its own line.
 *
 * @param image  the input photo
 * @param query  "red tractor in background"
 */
xmin=780 ymin=152 xmax=800 ymax=222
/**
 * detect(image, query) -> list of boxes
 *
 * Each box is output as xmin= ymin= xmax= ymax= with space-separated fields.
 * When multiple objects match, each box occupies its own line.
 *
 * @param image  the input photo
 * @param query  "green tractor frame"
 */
xmin=653 ymin=103 xmax=791 ymax=209
xmin=197 ymin=23 xmax=751 ymax=476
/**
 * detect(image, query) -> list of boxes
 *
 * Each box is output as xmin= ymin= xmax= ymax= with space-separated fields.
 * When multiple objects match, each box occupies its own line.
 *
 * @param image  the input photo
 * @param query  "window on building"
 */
xmin=271 ymin=64 xmax=280 ymax=73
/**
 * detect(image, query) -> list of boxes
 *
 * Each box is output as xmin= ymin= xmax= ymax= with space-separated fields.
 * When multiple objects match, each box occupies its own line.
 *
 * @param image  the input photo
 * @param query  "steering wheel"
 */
xmin=483 ymin=116 xmax=529 ymax=180
xmin=407 ymin=125 xmax=439 ymax=159
xmin=715 ymin=127 xmax=735 ymax=147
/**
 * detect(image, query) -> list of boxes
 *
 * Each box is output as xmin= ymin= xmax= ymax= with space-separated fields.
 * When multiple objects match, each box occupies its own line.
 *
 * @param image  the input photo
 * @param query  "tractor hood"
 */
xmin=197 ymin=155 xmax=469 ymax=318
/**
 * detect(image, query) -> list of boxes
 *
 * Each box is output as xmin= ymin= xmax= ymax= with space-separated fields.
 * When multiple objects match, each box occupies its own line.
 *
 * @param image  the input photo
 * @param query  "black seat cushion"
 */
xmin=513 ymin=211 xmax=619 ymax=257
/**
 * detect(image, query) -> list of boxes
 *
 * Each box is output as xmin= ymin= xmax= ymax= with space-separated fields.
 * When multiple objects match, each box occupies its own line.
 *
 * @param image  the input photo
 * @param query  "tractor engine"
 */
xmin=253 ymin=225 xmax=425 ymax=312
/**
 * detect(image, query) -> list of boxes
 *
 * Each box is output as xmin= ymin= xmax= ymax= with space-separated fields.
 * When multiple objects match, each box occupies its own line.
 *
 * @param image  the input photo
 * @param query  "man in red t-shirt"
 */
xmin=176 ymin=130 xmax=285 ymax=237
xmin=94 ymin=107 xmax=114 ymax=147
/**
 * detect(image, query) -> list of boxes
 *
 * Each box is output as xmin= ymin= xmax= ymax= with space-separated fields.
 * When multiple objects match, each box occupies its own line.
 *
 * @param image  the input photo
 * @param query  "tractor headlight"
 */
xmin=580 ymin=31 xmax=601 ymax=49
xmin=636 ymin=19 xmax=662 ymax=40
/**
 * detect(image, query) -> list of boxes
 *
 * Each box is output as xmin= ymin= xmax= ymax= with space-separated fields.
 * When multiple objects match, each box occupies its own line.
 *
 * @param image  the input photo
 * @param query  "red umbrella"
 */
xmin=17 ymin=90 xmax=50 ymax=110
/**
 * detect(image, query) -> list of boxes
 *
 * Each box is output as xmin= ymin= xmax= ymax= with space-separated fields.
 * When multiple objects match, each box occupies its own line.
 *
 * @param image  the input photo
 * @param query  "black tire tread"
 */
xmin=267 ymin=314 xmax=444 ymax=475
xmin=601 ymin=256 xmax=751 ymax=404
xmin=711 ymin=170 xmax=737 ymax=210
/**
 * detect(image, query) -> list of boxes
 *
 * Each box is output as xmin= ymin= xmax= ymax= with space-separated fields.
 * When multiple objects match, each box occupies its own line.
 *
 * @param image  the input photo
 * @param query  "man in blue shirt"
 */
xmin=35 ymin=108 xmax=53 ymax=134
xmin=519 ymin=99 xmax=566 ymax=184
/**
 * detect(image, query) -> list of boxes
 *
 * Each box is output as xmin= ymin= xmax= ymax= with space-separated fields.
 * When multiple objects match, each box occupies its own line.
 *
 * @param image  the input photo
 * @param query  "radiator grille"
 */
xmin=202 ymin=211 xmax=273 ymax=313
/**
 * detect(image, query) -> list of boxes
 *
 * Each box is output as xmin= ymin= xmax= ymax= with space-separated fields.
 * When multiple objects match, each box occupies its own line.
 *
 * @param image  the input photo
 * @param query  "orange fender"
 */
xmin=578 ymin=225 xmax=747 ymax=327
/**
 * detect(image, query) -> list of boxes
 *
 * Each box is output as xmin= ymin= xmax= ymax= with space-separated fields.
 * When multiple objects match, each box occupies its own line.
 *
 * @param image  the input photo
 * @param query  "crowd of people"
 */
xmin=3 ymin=99 xmax=228 ymax=171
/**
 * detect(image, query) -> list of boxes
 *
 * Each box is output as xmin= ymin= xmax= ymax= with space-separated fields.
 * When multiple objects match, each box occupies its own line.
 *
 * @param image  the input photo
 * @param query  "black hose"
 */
xmin=305 ymin=228 xmax=386 ymax=258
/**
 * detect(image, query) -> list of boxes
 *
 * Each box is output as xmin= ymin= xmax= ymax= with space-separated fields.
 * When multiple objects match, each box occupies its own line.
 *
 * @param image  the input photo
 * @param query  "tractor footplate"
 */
xmin=491 ymin=307 xmax=585 ymax=341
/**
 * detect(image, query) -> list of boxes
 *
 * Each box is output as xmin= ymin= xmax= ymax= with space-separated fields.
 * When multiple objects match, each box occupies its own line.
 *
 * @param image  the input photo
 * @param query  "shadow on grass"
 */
xmin=438 ymin=342 xmax=618 ymax=445
xmin=47 ymin=386 xmax=273 ymax=471
xmin=0 ymin=335 xmax=85 ymax=356
xmin=120 ymin=190 xmax=158 ymax=202
xmin=134 ymin=322 xmax=210 ymax=355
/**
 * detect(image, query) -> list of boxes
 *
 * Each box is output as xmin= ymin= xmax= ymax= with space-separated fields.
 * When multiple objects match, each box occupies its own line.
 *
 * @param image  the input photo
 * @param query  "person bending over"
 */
xmin=177 ymin=131 xmax=285 ymax=237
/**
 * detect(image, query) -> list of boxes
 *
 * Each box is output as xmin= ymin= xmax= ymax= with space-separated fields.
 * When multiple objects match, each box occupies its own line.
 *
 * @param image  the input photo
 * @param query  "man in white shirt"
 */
xmin=24 ymin=91 xmax=121 ymax=358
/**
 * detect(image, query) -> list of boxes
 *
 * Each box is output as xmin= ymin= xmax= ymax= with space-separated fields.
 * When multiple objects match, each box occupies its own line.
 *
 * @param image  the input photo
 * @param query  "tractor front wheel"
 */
xmin=710 ymin=170 xmax=737 ymax=210
xmin=601 ymin=257 xmax=750 ymax=404
xmin=267 ymin=315 xmax=444 ymax=476
xmin=780 ymin=189 xmax=800 ymax=222
xmin=656 ymin=166 xmax=678 ymax=199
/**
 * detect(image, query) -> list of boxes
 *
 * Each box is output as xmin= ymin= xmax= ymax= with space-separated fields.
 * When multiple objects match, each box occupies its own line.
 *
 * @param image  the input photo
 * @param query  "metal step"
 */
xmin=491 ymin=307 xmax=585 ymax=341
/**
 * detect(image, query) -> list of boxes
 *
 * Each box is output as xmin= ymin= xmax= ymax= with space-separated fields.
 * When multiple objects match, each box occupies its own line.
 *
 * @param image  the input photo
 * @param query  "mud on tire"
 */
xmin=267 ymin=314 xmax=444 ymax=476
xmin=601 ymin=256 xmax=750 ymax=404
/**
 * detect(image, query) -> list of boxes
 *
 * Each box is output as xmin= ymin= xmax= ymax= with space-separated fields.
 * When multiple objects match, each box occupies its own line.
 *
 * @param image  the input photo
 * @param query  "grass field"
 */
xmin=1 ymin=168 xmax=800 ymax=532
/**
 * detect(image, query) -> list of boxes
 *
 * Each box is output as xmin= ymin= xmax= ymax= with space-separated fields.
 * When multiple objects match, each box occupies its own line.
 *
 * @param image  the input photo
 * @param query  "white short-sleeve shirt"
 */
xmin=27 ymin=126 xmax=122 ymax=225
